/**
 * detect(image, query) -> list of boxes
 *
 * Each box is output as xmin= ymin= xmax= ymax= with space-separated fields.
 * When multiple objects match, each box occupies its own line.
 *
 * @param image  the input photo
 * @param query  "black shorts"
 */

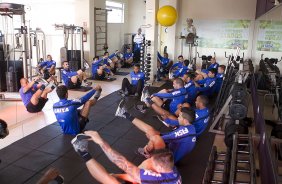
xmin=161 ymin=99 xmax=172 ymax=111
xmin=67 ymin=78 xmax=82 ymax=89
xmin=78 ymin=110 xmax=89 ymax=132
xmin=94 ymin=72 xmax=105 ymax=80
xmin=43 ymin=70 xmax=51 ymax=80
xmin=26 ymin=97 xmax=48 ymax=113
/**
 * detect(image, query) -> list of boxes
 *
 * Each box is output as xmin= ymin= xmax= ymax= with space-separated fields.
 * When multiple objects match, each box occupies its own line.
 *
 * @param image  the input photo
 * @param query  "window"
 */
xmin=106 ymin=1 xmax=124 ymax=23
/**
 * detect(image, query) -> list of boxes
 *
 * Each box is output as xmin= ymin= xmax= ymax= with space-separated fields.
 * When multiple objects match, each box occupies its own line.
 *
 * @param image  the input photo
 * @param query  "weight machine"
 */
xmin=196 ymin=52 xmax=215 ymax=70
xmin=0 ymin=3 xmax=29 ymax=93
xmin=55 ymin=24 xmax=86 ymax=71
xmin=0 ymin=3 xmax=47 ymax=97
xmin=258 ymin=54 xmax=282 ymax=120
xmin=179 ymin=32 xmax=198 ymax=67
xmin=209 ymin=47 xmax=253 ymax=134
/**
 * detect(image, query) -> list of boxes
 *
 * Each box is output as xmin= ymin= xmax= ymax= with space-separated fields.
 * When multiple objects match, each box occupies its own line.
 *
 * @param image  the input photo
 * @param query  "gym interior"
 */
xmin=0 ymin=0 xmax=281 ymax=183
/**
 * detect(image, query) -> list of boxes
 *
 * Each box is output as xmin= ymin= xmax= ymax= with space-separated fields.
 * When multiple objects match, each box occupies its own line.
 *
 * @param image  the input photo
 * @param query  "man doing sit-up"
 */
xmin=116 ymin=100 xmax=196 ymax=163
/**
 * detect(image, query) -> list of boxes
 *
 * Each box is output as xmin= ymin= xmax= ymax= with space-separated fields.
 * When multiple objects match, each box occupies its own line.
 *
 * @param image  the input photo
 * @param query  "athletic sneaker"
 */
xmin=140 ymin=86 xmax=150 ymax=103
xmin=155 ymin=115 xmax=170 ymax=127
xmin=115 ymin=99 xmax=127 ymax=118
xmin=136 ymin=148 xmax=151 ymax=158
xmin=84 ymin=81 xmax=92 ymax=87
xmin=45 ymin=81 xmax=57 ymax=90
xmin=168 ymin=71 xmax=173 ymax=80
xmin=93 ymin=88 xmax=102 ymax=99
xmin=118 ymin=89 xmax=124 ymax=95
xmin=134 ymin=104 xmax=147 ymax=114
xmin=124 ymin=89 xmax=129 ymax=96
xmin=71 ymin=134 xmax=91 ymax=153
xmin=36 ymin=77 xmax=49 ymax=86
xmin=84 ymin=61 xmax=90 ymax=70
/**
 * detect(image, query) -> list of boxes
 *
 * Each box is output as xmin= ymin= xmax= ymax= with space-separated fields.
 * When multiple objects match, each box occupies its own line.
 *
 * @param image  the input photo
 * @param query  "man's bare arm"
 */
xmin=85 ymin=131 xmax=141 ymax=183
xmin=23 ymin=80 xmax=36 ymax=93
xmin=86 ymin=159 xmax=120 ymax=184
xmin=100 ymin=142 xmax=141 ymax=183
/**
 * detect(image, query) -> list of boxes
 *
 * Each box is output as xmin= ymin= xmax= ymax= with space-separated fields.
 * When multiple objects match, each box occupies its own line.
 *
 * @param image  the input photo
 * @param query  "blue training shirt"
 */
xmin=162 ymin=125 xmax=196 ymax=163
xmin=53 ymin=89 xmax=96 ymax=135
xmin=92 ymin=53 xmax=116 ymax=75
xmin=173 ymin=66 xmax=189 ymax=78
xmin=62 ymin=69 xmax=78 ymax=86
xmin=184 ymin=81 xmax=198 ymax=105
xmin=123 ymin=52 xmax=133 ymax=60
xmin=202 ymin=63 xmax=219 ymax=74
xmin=194 ymin=108 xmax=210 ymax=136
xmin=140 ymin=167 xmax=182 ymax=184
xmin=157 ymin=52 xmax=170 ymax=67
xmin=153 ymin=87 xmax=187 ymax=114
xmin=130 ymin=71 xmax=145 ymax=86
xmin=39 ymin=60 xmax=56 ymax=70
xmin=197 ymin=77 xmax=216 ymax=97
xmin=214 ymin=73 xmax=224 ymax=93
xmin=208 ymin=63 xmax=219 ymax=70
xmin=19 ymin=84 xmax=38 ymax=106
xmin=171 ymin=61 xmax=184 ymax=70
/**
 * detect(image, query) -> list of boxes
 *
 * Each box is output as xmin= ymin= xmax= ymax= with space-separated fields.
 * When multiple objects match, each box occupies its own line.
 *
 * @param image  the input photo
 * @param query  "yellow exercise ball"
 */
xmin=157 ymin=5 xmax=178 ymax=27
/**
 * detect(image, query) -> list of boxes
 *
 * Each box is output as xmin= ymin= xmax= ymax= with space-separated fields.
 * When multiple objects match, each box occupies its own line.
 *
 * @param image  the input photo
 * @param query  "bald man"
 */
xmin=19 ymin=77 xmax=55 ymax=113
xmin=133 ymin=28 xmax=144 ymax=63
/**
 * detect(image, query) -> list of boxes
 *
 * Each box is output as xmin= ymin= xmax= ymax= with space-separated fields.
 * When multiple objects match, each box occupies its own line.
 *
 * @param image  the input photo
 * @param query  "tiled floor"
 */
xmin=0 ymin=69 xmax=130 ymax=149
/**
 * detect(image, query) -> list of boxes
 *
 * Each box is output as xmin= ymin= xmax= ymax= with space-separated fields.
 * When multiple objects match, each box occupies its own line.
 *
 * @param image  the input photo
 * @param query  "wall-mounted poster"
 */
xmin=257 ymin=20 xmax=282 ymax=52
xmin=189 ymin=20 xmax=251 ymax=50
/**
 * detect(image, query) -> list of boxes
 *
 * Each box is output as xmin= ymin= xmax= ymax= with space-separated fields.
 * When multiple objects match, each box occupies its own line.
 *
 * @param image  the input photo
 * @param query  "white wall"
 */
xmin=89 ymin=0 xmax=129 ymax=58
xmin=127 ymin=0 xmax=146 ymax=33
xmin=127 ymin=0 xmax=258 ymax=66
xmin=175 ymin=0 xmax=257 ymax=65
xmin=0 ymin=0 xmax=77 ymax=67
xmin=252 ymin=5 xmax=282 ymax=70
xmin=107 ymin=0 xmax=129 ymax=53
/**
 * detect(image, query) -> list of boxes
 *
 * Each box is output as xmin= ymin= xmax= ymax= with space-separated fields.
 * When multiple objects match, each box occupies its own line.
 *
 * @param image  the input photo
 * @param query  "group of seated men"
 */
xmin=66 ymin=57 xmax=226 ymax=183
xmin=19 ymin=54 xmax=96 ymax=114
xmin=157 ymin=52 xmax=221 ymax=81
xmin=18 ymin=51 xmax=225 ymax=183
xmin=91 ymin=48 xmax=135 ymax=81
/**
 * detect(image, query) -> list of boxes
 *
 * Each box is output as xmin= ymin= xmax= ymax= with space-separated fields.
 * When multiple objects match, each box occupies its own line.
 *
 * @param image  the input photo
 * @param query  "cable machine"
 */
xmin=55 ymin=24 xmax=85 ymax=71
xmin=0 ymin=3 xmax=46 ymax=94
xmin=0 ymin=3 xmax=28 ymax=92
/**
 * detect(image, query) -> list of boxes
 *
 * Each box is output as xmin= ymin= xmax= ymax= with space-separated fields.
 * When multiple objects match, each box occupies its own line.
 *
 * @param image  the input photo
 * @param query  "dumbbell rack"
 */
xmin=210 ymin=61 xmax=251 ymax=134
xmin=229 ymin=132 xmax=256 ymax=184
xmin=203 ymin=133 xmax=256 ymax=184
xmin=202 ymin=146 xmax=230 ymax=184
xmin=140 ymin=39 xmax=152 ymax=85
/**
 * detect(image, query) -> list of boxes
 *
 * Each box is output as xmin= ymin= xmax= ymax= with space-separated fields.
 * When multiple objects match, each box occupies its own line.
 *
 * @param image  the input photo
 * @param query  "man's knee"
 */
xmin=84 ymin=100 xmax=93 ymax=108
xmin=71 ymin=76 xmax=78 ymax=83
xmin=122 ymin=77 xmax=130 ymax=84
xmin=149 ymin=135 xmax=165 ymax=149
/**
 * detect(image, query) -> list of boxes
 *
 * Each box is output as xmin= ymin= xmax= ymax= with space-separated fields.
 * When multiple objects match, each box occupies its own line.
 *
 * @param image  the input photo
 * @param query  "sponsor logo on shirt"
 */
xmin=185 ymin=83 xmax=192 ymax=88
xmin=209 ymin=81 xmax=215 ymax=87
xmin=143 ymin=170 xmax=162 ymax=177
xmin=132 ymin=77 xmax=140 ymax=81
xmin=72 ymin=99 xmax=82 ymax=103
xmin=174 ymin=127 xmax=189 ymax=137
xmin=54 ymin=107 xmax=69 ymax=113
xmin=192 ymin=137 xmax=196 ymax=142
xmin=172 ymin=91 xmax=181 ymax=96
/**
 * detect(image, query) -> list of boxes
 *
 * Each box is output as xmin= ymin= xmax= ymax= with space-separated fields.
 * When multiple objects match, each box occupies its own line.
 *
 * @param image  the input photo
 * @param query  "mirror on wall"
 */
xmin=253 ymin=4 xmax=282 ymax=69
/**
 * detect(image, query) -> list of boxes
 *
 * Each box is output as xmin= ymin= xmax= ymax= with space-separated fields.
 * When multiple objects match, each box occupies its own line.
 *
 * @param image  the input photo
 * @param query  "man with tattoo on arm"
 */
xmin=71 ymin=132 xmax=182 ymax=184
